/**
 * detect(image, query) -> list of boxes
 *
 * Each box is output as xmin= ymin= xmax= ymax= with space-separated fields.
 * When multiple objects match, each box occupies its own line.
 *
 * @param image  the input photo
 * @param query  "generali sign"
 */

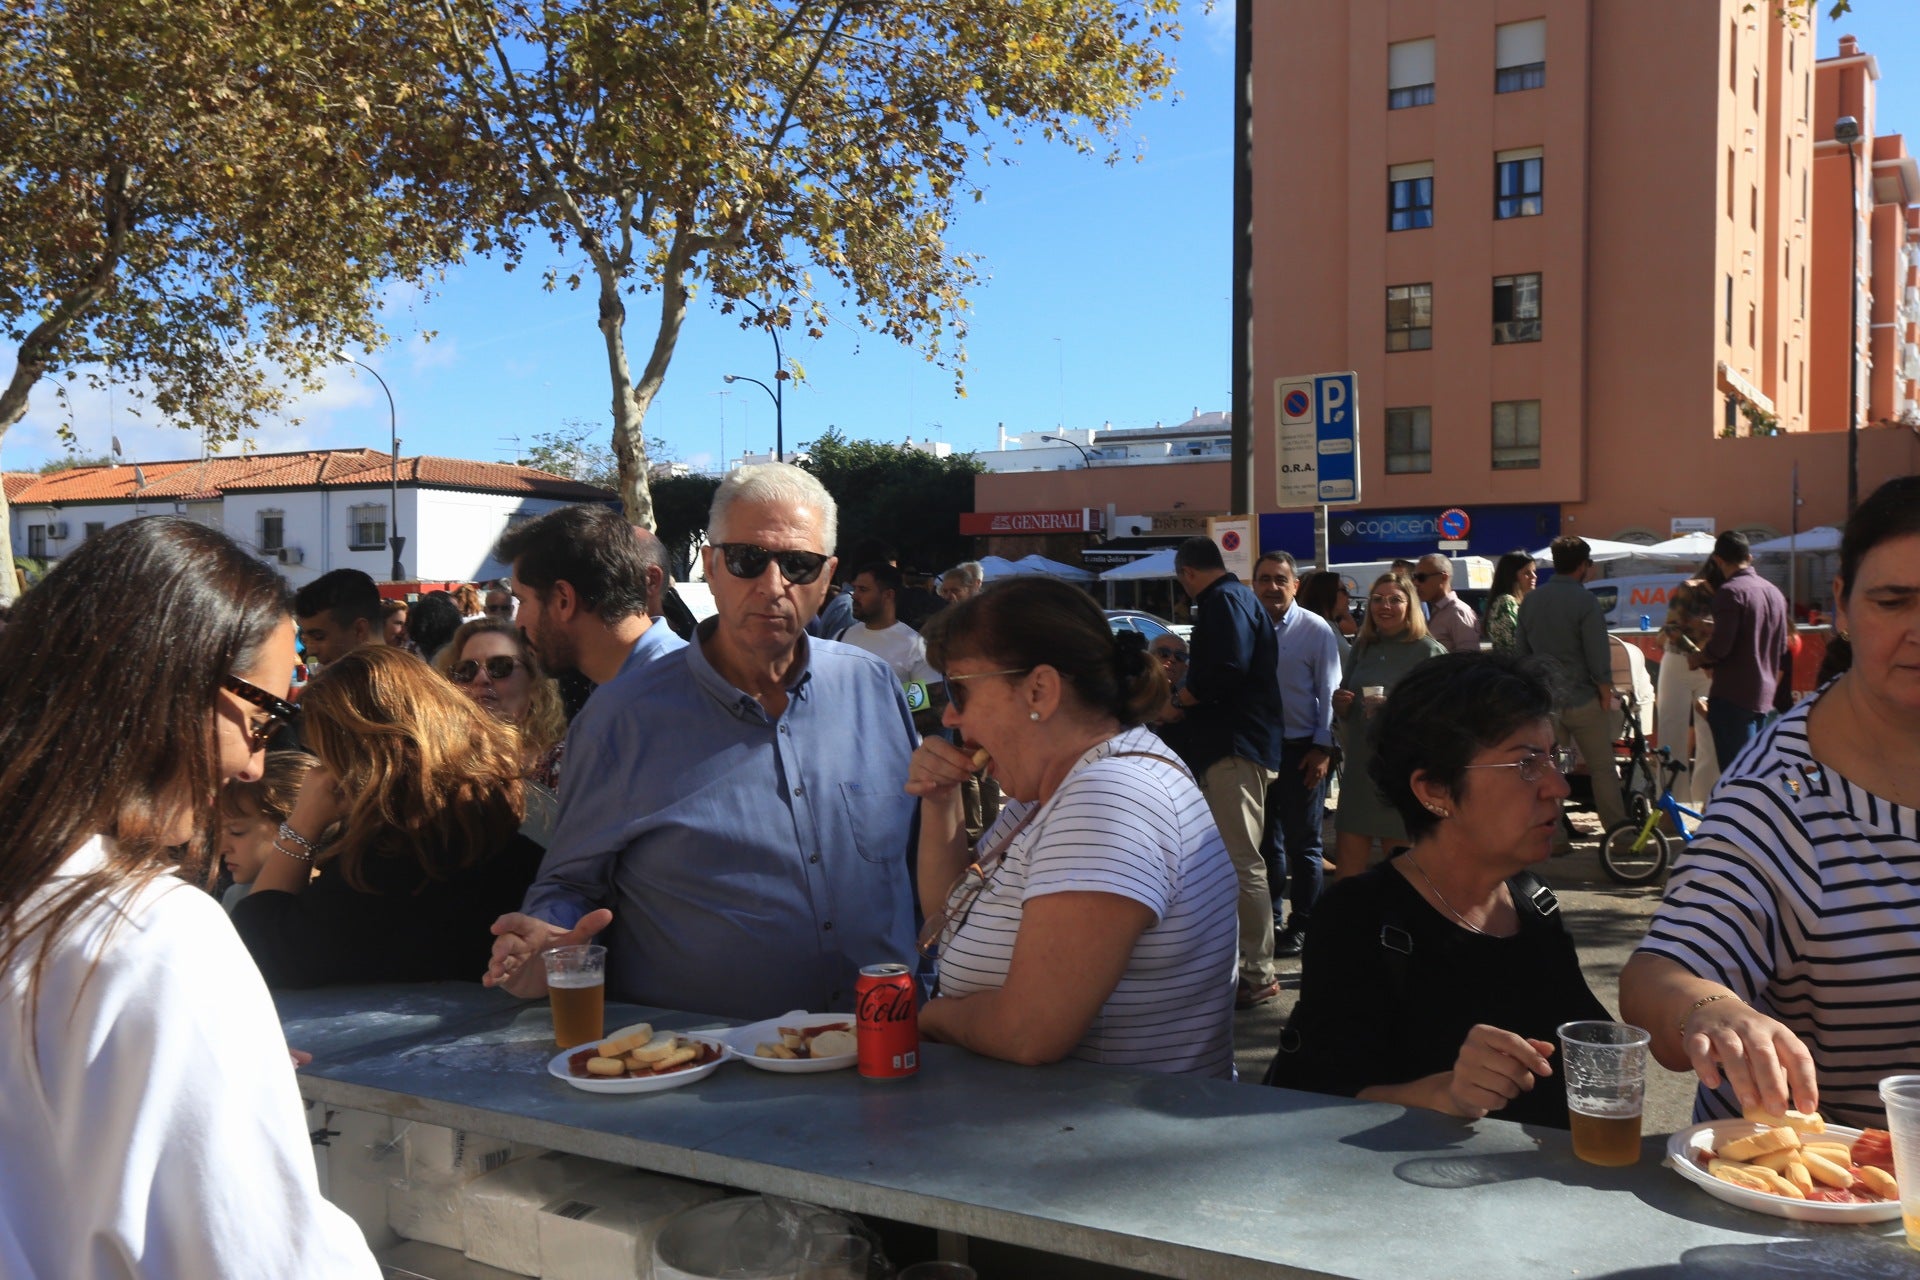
xmin=958 ymin=508 xmax=1102 ymax=535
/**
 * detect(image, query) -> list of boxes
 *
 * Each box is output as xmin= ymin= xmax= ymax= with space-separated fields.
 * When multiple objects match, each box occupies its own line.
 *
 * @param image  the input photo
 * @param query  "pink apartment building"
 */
xmin=1245 ymin=1 xmax=1915 ymax=548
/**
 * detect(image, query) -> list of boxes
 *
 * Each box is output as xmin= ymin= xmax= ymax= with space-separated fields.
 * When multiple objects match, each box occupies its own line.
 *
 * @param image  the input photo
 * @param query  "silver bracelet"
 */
xmin=275 ymin=821 xmax=325 ymax=861
xmin=272 ymin=837 xmax=314 ymax=864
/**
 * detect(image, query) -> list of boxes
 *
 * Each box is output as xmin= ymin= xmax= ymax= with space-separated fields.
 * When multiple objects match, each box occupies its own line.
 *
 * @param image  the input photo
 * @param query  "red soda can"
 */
xmin=855 ymin=963 xmax=919 ymax=1080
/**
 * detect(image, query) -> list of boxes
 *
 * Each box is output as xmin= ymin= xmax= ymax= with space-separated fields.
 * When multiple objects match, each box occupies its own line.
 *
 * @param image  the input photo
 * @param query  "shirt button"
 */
xmin=823 ymin=921 xmax=834 ymax=932
xmin=809 ymin=853 xmax=821 ymax=864
xmin=792 ymin=785 xmax=804 ymax=796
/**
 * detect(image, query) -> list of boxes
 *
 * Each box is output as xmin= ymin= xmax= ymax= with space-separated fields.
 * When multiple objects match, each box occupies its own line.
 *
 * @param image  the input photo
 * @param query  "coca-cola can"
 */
xmin=855 ymin=963 xmax=919 ymax=1080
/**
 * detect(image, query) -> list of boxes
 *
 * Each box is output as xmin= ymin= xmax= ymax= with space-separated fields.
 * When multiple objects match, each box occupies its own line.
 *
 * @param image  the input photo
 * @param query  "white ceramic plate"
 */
xmin=546 ymin=1035 xmax=729 ymax=1095
xmin=720 ymin=1010 xmax=859 ymax=1074
xmin=1665 ymin=1119 xmax=1900 ymax=1223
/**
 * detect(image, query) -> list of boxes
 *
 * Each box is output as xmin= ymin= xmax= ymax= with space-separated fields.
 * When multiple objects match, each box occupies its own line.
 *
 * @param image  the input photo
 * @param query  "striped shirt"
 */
xmin=934 ymin=725 xmax=1240 ymax=1077
xmin=1636 ymin=686 xmax=1920 ymax=1127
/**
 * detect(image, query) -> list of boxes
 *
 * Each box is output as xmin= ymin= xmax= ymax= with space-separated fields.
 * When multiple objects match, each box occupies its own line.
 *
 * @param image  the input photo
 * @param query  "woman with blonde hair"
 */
xmin=434 ymin=618 xmax=568 ymax=788
xmin=1331 ymin=572 xmax=1446 ymax=877
xmin=0 ymin=517 xmax=376 ymax=1275
xmin=232 ymin=645 xmax=543 ymax=987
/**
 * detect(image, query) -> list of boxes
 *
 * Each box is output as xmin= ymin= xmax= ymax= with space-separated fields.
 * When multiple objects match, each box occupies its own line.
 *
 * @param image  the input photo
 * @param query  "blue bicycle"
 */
xmin=1597 ymin=746 xmax=1705 ymax=885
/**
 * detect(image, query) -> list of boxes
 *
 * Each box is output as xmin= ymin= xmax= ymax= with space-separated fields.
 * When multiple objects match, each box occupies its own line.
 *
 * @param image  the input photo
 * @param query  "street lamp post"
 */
xmin=724 ymin=305 xmax=786 ymax=461
xmin=722 ymin=374 xmax=781 ymax=463
xmin=1835 ymin=115 xmax=1863 ymax=515
xmin=350 ymin=359 xmax=405 ymax=581
xmin=1040 ymin=434 xmax=1094 ymax=468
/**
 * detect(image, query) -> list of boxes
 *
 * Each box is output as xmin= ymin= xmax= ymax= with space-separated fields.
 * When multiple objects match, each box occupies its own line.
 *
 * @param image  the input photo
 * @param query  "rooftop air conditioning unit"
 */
xmin=276 ymin=546 xmax=306 ymax=566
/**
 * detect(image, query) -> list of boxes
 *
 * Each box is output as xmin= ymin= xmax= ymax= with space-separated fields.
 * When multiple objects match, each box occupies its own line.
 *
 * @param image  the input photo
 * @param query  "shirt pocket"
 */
xmin=840 ymin=780 xmax=909 ymax=865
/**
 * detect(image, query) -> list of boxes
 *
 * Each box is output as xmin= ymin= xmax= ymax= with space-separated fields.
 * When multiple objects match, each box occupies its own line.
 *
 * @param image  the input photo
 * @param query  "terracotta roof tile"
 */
xmin=12 ymin=449 xmax=616 ymax=506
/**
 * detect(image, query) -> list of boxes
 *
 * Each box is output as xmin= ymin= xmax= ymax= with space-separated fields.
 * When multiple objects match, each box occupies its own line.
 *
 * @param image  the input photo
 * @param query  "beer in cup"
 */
xmin=543 ymin=944 xmax=606 ymax=1049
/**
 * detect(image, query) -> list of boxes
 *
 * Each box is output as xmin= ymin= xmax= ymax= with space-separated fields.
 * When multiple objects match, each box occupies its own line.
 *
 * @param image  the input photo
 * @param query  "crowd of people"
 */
xmin=0 ymin=463 xmax=1914 ymax=1274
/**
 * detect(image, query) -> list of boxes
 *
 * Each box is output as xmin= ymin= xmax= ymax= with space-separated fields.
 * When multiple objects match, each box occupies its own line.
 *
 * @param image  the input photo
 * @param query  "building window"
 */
xmin=1386 ymin=284 xmax=1433 ymax=350
xmin=1750 ymin=184 xmax=1758 ymax=231
xmin=348 ymin=503 xmax=388 ymax=551
xmin=1728 ymin=21 xmax=1737 ymax=91
xmin=1726 ymin=149 xmax=1735 ymax=219
xmin=1748 ymin=304 xmax=1756 ymax=348
xmin=1389 ymin=162 xmax=1434 ymax=231
xmin=1495 ymin=19 xmax=1545 ymax=92
xmin=1491 ymin=400 xmax=1541 ymax=470
xmin=257 ymin=509 xmax=285 ymax=554
xmin=1495 ymin=148 xmax=1542 ymax=219
xmin=1388 ymin=38 xmax=1435 ymax=109
xmin=1725 ymin=395 xmax=1740 ymax=433
xmin=1725 ymin=275 xmax=1734 ymax=345
xmin=1385 ymin=407 xmax=1432 ymax=474
xmin=26 ymin=526 xmax=47 ymax=559
xmin=84 ymin=521 xmax=105 ymax=540
xmin=1492 ymin=273 xmax=1542 ymax=343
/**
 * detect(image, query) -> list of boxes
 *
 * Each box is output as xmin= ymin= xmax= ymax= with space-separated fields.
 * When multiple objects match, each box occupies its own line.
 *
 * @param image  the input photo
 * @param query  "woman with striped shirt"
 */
xmin=905 ymin=577 xmax=1240 ymax=1077
xmin=1622 ymin=475 xmax=1920 ymax=1127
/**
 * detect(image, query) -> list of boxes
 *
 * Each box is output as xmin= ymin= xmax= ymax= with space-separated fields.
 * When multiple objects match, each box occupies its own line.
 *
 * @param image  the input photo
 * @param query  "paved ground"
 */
xmin=1231 ymin=821 xmax=1697 ymax=1136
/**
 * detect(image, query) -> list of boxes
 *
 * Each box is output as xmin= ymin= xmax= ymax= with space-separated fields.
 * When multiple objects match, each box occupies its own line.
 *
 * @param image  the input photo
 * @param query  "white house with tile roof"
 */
xmin=4 ymin=449 xmax=615 ymax=586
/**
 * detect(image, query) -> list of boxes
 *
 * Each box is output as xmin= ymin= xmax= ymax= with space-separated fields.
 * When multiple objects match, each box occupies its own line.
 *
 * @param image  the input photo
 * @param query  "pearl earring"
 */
xmin=1029 ymin=711 xmax=1041 ymax=722
xmin=1425 ymin=803 xmax=1449 ymax=817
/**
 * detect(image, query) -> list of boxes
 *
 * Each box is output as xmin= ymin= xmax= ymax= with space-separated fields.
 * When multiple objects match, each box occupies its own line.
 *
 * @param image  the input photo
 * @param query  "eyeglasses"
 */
xmin=450 ymin=655 xmax=524 ymax=684
xmin=1410 ymin=571 xmax=1445 ymax=584
xmin=713 ymin=542 xmax=830 ymax=586
xmin=483 ymin=603 xmax=514 ymax=618
xmin=1461 ymin=746 xmax=1575 ymax=784
xmin=1150 ymin=646 xmax=1188 ymax=662
xmin=1370 ymin=593 xmax=1408 ymax=607
xmin=222 ymin=674 xmax=299 ymax=747
xmin=943 ymin=667 xmax=1032 ymax=713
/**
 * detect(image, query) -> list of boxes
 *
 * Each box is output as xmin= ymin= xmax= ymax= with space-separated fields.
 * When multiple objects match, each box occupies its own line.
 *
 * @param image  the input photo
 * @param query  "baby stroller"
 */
xmin=1560 ymin=636 xmax=1660 ymax=837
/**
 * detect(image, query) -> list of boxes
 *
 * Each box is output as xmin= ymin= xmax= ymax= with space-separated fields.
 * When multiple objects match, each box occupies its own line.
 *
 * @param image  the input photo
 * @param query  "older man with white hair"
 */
xmin=484 ymin=464 xmax=920 ymax=1020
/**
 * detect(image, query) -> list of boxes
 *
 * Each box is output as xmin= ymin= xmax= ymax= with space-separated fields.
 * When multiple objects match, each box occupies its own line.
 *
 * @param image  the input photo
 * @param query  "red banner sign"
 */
xmin=958 ymin=509 xmax=1101 ymax=535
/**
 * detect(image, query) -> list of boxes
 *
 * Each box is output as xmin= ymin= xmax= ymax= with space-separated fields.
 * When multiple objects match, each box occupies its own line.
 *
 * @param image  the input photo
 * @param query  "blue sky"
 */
xmin=6 ymin=3 xmax=1234 ymax=475
xmin=6 ymin=5 xmax=1915 ymax=475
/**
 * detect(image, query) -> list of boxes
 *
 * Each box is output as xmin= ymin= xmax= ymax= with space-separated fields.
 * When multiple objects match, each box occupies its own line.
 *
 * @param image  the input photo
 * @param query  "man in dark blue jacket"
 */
xmin=1172 ymin=536 xmax=1286 ymax=1008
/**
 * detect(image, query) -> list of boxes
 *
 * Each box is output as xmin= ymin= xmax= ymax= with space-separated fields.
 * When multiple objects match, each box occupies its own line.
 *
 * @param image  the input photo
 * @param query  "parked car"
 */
xmin=1105 ymin=610 xmax=1189 ymax=644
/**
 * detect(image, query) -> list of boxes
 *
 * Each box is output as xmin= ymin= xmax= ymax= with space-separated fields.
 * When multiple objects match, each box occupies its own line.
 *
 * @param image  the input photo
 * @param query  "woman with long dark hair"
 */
xmin=0 ymin=518 xmax=376 ymax=1276
xmin=233 ymin=644 xmax=542 ymax=987
xmin=1480 ymin=551 xmax=1537 ymax=652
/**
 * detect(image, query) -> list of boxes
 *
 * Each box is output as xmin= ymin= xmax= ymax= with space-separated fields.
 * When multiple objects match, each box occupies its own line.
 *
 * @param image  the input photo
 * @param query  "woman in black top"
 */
xmin=1268 ymin=651 xmax=1610 ymax=1128
xmin=233 ymin=645 xmax=542 ymax=987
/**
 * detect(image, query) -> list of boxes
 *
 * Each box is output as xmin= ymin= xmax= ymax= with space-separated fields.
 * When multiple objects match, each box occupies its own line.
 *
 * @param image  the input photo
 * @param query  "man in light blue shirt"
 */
xmin=1251 ymin=552 xmax=1342 ymax=958
xmin=486 ymin=465 xmax=919 ymax=1020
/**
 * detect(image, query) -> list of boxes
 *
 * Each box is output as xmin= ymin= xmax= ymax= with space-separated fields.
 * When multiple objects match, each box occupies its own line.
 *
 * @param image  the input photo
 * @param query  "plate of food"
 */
xmin=547 ymin=1023 xmax=730 ymax=1094
xmin=720 ymin=1010 xmax=859 ymax=1074
xmin=1665 ymin=1108 xmax=1902 ymax=1223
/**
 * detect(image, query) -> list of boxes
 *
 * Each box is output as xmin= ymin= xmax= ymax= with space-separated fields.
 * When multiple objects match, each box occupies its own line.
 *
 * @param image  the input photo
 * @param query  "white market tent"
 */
xmin=1750 ymin=526 xmax=1842 ymax=554
xmin=1013 ymin=554 xmax=1097 ymax=582
xmin=1529 ymin=537 xmax=1656 ymax=564
xmin=1636 ymin=531 xmax=1720 ymax=561
xmin=976 ymin=555 xmax=1023 ymax=581
xmin=1098 ymin=547 xmax=1179 ymax=582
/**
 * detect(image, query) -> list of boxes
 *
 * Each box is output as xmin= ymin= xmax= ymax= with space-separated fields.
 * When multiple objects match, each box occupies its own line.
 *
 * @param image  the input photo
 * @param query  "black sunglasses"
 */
xmin=222 ymin=674 xmax=299 ymax=747
xmin=1410 ymin=571 xmax=1444 ymax=583
xmin=714 ymin=542 xmax=830 ymax=586
xmin=1151 ymin=645 xmax=1188 ymax=662
xmin=450 ymin=656 xmax=523 ymax=684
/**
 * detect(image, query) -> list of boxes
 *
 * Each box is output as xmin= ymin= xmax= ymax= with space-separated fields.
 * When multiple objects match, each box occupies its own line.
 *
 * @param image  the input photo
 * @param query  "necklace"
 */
xmin=1406 ymin=851 xmax=1489 ymax=936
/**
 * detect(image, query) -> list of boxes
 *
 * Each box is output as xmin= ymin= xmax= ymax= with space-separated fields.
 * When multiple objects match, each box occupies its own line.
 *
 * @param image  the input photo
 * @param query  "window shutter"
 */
xmin=1496 ymin=20 xmax=1546 ymax=69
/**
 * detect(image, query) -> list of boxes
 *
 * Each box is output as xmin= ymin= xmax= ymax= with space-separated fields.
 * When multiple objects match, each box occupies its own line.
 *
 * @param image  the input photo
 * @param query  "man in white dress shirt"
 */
xmin=1251 ymin=552 xmax=1343 ymax=958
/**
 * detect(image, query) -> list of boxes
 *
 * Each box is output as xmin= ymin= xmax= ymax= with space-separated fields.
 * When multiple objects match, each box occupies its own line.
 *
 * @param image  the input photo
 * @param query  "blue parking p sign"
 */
xmin=1274 ymin=371 xmax=1362 ymax=507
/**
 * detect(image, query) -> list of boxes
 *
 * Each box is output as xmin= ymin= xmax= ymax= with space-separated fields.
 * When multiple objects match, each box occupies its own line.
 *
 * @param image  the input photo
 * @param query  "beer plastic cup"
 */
xmin=1558 ymin=1020 xmax=1650 ymax=1167
xmin=1878 ymin=1075 xmax=1920 ymax=1250
xmin=543 ymin=944 xmax=606 ymax=1049
xmin=794 ymin=1233 xmax=871 ymax=1280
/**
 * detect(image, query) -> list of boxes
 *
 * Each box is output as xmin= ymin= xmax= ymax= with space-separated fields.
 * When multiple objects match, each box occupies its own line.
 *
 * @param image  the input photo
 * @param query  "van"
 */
xmin=1328 ymin=557 xmax=1494 ymax=625
xmin=1585 ymin=574 xmax=1693 ymax=630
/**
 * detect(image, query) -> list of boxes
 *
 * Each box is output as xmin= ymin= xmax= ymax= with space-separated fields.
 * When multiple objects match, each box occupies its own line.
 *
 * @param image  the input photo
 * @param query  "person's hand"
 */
xmin=1442 ymin=1026 xmax=1556 ymax=1120
xmin=289 ymin=1048 xmax=313 ymax=1069
xmin=1331 ymin=689 xmax=1356 ymax=716
xmin=286 ymin=768 xmax=349 ymax=844
xmin=1681 ymin=996 xmax=1818 ymax=1116
xmin=1300 ymin=747 xmax=1331 ymax=787
xmin=483 ymin=909 xmax=612 ymax=998
xmin=905 ymin=736 xmax=980 ymax=798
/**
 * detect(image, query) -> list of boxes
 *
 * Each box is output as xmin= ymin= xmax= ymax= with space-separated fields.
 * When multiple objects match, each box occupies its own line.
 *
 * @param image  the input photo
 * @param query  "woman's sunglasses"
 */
xmin=943 ymin=667 xmax=1032 ymax=713
xmin=713 ymin=542 xmax=830 ymax=585
xmin=222 ymin=674 xmax=300 ymax=747
xmin=450 ymin=656 xmax=524 ymax=684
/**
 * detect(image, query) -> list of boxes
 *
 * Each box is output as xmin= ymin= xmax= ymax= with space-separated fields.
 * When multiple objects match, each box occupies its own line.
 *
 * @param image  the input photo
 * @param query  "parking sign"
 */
xmin=1274 ymin=371 xmax=1361 ymax=507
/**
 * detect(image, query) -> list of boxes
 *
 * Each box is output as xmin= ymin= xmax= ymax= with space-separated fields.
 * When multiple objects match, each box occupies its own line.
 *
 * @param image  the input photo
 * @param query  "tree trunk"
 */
xmin=598 ymin=224 xmax=696 ymax=531
xmin=0 ymin=357 xmax=46 ymax=604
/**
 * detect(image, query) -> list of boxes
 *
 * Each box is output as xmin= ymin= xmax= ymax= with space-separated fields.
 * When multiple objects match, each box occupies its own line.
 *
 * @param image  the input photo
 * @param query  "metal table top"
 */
xmin=279 ymin=984 xmax=1912 ymax=1280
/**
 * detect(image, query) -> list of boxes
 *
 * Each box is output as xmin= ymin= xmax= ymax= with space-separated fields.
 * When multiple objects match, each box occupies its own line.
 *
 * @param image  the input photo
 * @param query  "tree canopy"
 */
xmin=0 ymin=0 xmax=480 ymax=596
xmin=432 ymin=0 xmax=1181 ymax=528
xmin=801 ymin=429 xmax=983 ymax=574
